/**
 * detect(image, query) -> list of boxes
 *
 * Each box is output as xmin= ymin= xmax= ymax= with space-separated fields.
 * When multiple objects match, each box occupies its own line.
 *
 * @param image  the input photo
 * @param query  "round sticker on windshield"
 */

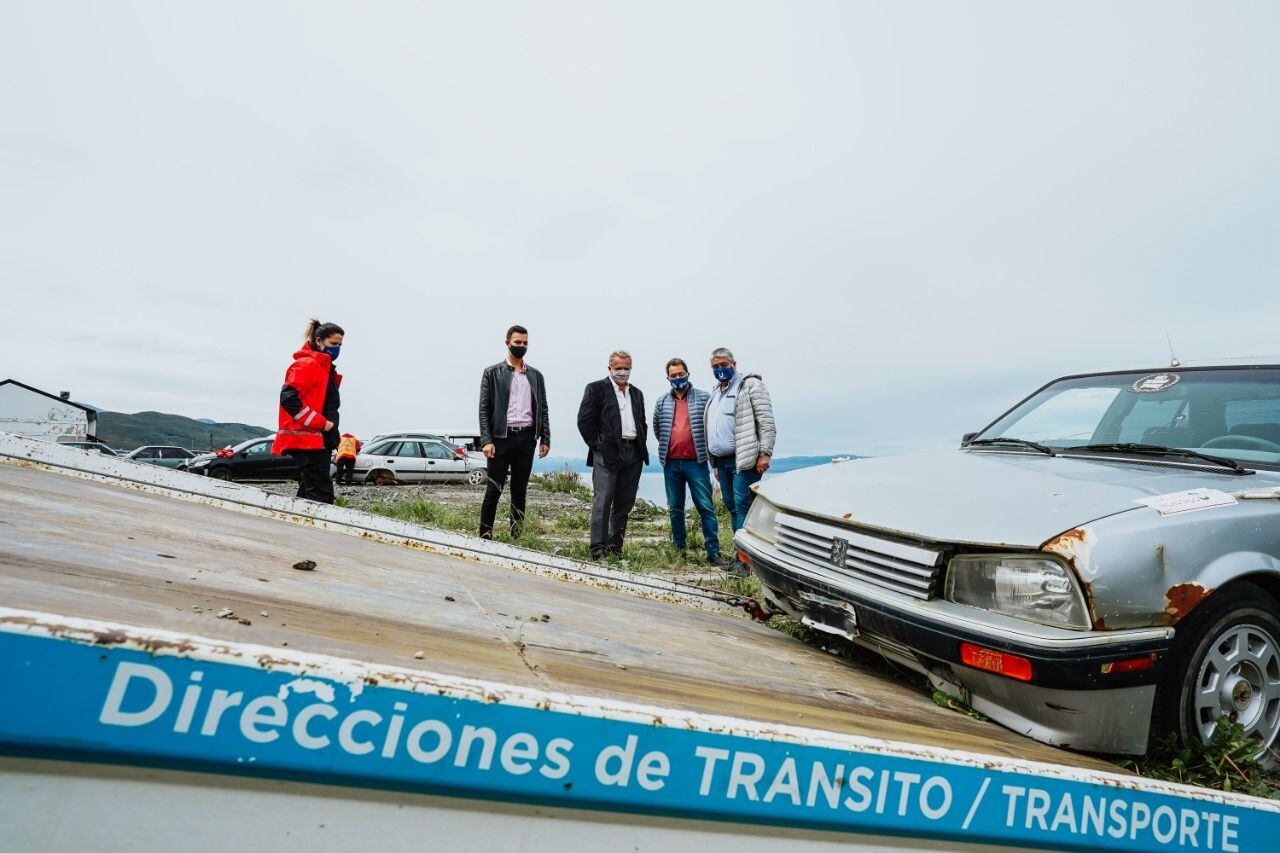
xmin=1131 ymin=372 xmax=1180 ymax=393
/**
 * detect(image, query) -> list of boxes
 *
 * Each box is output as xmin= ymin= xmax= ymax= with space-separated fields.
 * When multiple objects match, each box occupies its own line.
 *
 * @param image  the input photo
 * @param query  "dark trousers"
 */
xmin=334 ymin=457 xmax=355 ymax=484
xmin=590 ymin=440 xmax=643 ymax=558
xmin=287 ymin=449 xmax=335 ymax=504
xmin=479 ymin=428 xmax=537 ymax=539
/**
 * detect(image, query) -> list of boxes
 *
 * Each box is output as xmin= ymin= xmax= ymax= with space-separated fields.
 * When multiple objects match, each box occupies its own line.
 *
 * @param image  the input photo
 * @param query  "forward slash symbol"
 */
xmin=962 ymin=777 xmax=991 ymax=830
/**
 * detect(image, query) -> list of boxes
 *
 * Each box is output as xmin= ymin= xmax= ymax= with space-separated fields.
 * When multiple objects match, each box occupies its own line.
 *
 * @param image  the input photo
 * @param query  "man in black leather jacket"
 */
xmin=477 ymin=325 xmax=551 ymax=539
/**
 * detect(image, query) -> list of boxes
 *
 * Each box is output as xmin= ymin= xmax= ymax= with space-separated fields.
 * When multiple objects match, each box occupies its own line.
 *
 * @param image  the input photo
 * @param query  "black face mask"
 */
xmin=509 ymin=345 xmax=527 ymax=359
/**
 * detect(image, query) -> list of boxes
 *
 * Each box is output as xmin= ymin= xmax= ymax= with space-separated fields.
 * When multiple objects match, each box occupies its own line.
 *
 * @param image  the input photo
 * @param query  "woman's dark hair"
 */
xmin=304 ymin=319 xmax=345 ymax=346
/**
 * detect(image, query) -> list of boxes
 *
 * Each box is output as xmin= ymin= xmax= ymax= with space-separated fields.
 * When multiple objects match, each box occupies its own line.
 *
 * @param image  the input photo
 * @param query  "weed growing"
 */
xmin=1117 ymin=720 xmax=1280 ymax=798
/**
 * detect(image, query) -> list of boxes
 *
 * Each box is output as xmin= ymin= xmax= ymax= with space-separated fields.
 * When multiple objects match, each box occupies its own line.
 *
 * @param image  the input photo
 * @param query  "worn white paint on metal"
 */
xmin=0 ymin=385 xmax=93 ymax=440
xmin=0 ymin=432 xmax=729 ymax=612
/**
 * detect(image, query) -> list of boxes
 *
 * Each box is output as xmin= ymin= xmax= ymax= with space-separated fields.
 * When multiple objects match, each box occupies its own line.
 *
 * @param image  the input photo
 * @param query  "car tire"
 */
xmin=208 ymin=468 xmax=232 ymax=481
xmin=467 ymin=469 xmax=486 ymax=486
xmin=370 ymin=469 xmax=397 ymax=486
xmin=1155 ymin=581 xmax=1280 ymax=767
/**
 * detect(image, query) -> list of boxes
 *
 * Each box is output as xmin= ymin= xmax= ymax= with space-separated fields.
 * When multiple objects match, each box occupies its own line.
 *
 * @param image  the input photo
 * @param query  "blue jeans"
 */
xmin=663 ymin=458 xmax=720 ymax=557
xmin=731 ymin=465 xmax=763 ymax=532
xmin=711 ymin=455 xmax=737 ymax=527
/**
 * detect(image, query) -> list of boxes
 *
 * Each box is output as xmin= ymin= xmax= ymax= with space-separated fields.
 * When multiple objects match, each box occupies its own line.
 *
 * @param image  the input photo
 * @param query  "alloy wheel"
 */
xmin=1191 ymin=622 xmax=1280 ymax=750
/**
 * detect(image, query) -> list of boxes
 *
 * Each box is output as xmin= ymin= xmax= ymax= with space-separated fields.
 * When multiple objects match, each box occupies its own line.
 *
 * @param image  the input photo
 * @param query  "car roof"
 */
xmin=1055 ymin=362 xmax=1280 ymax=381
xmin=230 ymin=435 xmax=275 ymax=451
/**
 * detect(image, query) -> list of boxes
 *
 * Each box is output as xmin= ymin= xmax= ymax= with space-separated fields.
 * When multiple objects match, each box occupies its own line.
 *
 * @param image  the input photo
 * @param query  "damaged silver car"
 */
xmin=734 ymin=365 xmax=1280 ymax=760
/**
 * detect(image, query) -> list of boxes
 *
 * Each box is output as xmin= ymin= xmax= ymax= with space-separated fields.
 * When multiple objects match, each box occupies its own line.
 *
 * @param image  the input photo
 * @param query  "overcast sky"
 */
xmin=4 ymin=2 xmax=1278 ymax=457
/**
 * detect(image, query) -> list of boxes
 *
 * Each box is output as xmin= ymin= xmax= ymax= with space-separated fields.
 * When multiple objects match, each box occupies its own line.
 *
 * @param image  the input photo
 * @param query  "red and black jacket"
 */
xmin=272 ymin=345 xmax=342 ymax=454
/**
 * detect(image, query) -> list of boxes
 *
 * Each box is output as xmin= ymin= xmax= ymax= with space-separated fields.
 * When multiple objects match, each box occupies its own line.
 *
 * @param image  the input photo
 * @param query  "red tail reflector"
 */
xmin=960 ymin=642 xmax=1033 ymax=682
xmin=736 ymin=551 xmax=751 ymax=565
xmin=1101 ymin=654 xmax=1157 ymax=675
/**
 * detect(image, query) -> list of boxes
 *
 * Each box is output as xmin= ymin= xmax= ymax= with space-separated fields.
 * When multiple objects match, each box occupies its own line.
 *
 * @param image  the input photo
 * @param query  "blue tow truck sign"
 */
xmin=1 ymin=609 xmax=1276 ymax=851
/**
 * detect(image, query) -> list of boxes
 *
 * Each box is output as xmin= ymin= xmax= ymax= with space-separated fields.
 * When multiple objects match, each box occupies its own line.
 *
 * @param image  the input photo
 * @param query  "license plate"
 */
xmin=798 ymin=591 xmax=859 ymax=640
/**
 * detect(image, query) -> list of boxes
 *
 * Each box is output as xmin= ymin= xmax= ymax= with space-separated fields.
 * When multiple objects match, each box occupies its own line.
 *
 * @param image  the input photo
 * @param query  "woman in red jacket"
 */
xmin=272 ymin=319 xmax=344 ymax=504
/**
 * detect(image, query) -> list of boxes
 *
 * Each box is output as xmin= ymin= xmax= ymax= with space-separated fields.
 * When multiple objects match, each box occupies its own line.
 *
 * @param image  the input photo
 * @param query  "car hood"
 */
xmin=755 ymin=450 xmax=1270 ymax=548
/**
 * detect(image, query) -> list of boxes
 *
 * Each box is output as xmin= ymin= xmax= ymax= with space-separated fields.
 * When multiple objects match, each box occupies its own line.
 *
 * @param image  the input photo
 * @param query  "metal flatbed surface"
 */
xmin=0 ymin=460 xmax=1115 ymax=771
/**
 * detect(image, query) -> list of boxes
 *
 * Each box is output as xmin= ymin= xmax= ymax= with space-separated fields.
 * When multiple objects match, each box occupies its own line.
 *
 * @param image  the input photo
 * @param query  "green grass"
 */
xmin=358 ymin=479 xmax=745 ymax=577
xmin=530 ymin=464 xmax=594 ymax=501
xmin=1116 ymin=720 xmax=1280 ymax=798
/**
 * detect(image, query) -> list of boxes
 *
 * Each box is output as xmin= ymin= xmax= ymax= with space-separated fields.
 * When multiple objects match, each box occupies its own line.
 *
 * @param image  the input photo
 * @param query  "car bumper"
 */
xmin=734 ymin=531 xmax=1171 ymax=755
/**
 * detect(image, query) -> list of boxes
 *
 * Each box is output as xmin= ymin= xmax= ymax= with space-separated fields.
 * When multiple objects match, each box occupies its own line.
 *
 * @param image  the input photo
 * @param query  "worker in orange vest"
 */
xmin=334 ymin=433 xmax=362 ymax=485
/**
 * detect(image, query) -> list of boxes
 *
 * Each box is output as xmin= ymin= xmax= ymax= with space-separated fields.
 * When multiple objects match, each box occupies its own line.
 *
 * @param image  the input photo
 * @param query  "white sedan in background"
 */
xmin=353 ymin=437 xmax=488 ymax=486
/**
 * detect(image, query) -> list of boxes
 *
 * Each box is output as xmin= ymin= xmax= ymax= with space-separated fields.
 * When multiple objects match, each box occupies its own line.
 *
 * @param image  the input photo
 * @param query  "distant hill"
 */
xmin=534 ymin=454 xmax=863 ymax=475
xmin=96 ymin=411 xmax=272 ymax=452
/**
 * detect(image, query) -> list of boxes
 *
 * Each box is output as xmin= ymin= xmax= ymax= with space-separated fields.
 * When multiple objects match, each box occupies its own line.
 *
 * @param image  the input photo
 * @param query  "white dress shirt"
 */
xmin=612 ymin=378 xmax=637 ymax=439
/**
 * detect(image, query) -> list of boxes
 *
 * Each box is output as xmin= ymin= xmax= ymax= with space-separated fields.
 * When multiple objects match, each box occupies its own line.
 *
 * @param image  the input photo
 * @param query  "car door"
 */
xmin=367 ymin=441 xmax=423 ymax=482
xmin=158 ymin=448 xmax=187 ymax=468
xmin=392 ymin=441 xmax=430 ymax=482
xmin=266 ymin=443 xmax=302 ymax=478
xmin=132 ymin=447 xmax=161 ymax=466
xmin=235 ymin=440 xmax=276 ymax=478
xmin=422 ymin=440 xmax=465 ymax=481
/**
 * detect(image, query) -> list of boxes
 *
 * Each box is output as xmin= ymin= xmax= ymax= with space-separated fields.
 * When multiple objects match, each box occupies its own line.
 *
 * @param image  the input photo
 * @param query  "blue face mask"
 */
xmin=713 ymin=365 xmax=735 ymax=383
xmin=322 ymin=345 xmax=341 ymax=361
xmin=669 ymin=376 xmax=690 ymax=392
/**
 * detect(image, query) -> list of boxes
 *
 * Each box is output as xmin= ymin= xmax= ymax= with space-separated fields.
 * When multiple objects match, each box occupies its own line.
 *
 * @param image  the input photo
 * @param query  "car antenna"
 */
xmin=1166 ymin=332 xmax=1181 ymax=368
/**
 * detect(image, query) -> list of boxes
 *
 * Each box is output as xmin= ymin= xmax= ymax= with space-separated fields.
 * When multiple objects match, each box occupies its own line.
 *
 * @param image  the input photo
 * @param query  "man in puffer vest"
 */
xmin=652 ymin=358 xmax=725 ymax=567
xmin=705 ymin=346 xmax=776 ymax=537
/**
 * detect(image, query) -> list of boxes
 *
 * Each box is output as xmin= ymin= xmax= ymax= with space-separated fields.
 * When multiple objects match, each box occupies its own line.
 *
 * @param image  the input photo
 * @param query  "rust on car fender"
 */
xmin=1042 ymin=527 xmax=1107 ymax=630
xmin=1163 ymin=582 xmax=1211 ymax=624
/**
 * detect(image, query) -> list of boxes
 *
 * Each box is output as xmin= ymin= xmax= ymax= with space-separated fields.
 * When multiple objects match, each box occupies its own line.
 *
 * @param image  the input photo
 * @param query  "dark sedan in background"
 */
xmin=188 ymin=436 xmax=300 ymax=481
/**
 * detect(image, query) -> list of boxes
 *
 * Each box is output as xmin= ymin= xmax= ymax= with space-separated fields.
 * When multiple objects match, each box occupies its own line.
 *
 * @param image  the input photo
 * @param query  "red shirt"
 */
xmin=667 ymin=396 xmax=696 ymax=460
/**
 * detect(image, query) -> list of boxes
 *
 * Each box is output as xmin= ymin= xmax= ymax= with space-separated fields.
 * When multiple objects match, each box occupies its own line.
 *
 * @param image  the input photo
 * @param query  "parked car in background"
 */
xmin=125 ymin=445 xmax=196 ymax=469
xmin=59 ymin=440 xmax=120 ymax=457
xmin=365 ymin=429 xmax=486 ymax=457
xmin=735 ymin=364 xmax=1280 ymax=764
xmin=354 ymin=437 xmax=487 ymax=485
xmin=187 ymin=436 xmax=299 ymax=481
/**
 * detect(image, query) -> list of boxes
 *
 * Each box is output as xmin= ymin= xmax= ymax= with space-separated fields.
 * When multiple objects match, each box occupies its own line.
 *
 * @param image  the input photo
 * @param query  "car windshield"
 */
xmin=974 ymin=367 xmax=1280 ymax=470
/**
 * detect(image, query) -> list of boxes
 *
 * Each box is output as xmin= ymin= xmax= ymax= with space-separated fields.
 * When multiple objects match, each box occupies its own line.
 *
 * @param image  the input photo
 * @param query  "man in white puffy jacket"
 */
xmin=705 ymin=347 xmax=776 ymax=535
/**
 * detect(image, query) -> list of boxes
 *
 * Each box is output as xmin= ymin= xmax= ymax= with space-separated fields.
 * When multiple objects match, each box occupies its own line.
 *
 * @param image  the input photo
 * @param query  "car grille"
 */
xmin=775 ymin=512 xmax=944 ymax=600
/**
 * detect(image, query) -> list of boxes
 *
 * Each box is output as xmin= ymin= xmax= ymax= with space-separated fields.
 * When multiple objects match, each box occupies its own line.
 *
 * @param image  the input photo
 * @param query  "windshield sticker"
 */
xmin=1135 ymin=488 xmax=1237 ymax=517
xmin=1130 ymin=372 xmax=1180 ymax=393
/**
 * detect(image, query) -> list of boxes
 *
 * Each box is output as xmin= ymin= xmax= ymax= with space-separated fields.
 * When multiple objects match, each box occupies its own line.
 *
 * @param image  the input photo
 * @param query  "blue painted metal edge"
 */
xmin=1 ymin=609 xmax=1274 ymax=852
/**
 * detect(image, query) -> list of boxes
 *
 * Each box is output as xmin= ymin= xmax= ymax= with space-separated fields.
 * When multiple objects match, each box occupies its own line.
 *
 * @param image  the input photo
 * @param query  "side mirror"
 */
xmin=961 ymin=432 xmax=977 ymax=445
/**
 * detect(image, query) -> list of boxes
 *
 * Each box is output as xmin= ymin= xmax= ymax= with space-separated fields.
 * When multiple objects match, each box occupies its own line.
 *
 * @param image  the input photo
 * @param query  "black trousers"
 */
xmin=479 ymin=428 xmax=537 ymax=539
xmin=287 ymin=449 xmax=335 ymax=504
xmin=590 ymin=439 xmax=643 ymax=558
xmin=335 ymin=457 xmax=355 ymax=484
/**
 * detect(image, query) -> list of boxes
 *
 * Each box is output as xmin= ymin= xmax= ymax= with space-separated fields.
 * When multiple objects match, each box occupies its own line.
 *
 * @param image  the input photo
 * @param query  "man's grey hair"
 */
xmin=710 ymin=347 xmax=735 ymax=362
xmin=608 ymin=349 xmax=632 ymax=364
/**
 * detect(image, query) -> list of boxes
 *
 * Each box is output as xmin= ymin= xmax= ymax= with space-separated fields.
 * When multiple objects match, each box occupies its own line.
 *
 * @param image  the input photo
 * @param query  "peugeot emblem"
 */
xmin=830 ymin=537 xmax=848 ymax=568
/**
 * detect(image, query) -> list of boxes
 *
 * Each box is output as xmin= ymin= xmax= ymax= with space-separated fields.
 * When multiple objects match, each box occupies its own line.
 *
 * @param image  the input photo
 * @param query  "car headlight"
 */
xmin=743 ymin=496 xmax=780 ymax=544
xmin=945 ymin=555 xmax=1089 ymax=630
